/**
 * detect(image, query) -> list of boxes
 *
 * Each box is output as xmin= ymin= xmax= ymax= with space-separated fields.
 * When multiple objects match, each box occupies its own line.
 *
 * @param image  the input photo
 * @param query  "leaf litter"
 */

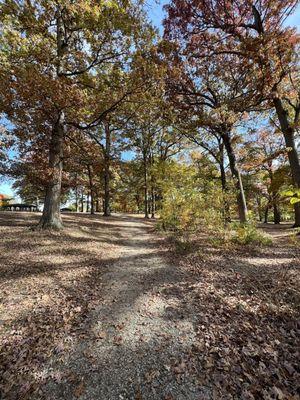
xmin=0 ymin=212 xmax=299 ymax=399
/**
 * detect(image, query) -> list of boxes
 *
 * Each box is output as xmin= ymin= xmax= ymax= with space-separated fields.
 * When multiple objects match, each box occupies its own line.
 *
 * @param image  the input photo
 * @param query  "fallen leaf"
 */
xmin=113 ymin=335 xmax=123 ymax=345
xmin=74 ymin=381 xmax=85 ymax=398
xmin=97 ymin=330 xmax=107 ymax=339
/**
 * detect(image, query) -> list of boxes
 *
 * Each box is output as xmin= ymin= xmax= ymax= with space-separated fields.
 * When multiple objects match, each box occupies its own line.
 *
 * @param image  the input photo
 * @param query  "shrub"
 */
xmin=231 ymin=222 xmax=272 ymax=246
xmin=158 ymin=161 xmax=226 ymax=235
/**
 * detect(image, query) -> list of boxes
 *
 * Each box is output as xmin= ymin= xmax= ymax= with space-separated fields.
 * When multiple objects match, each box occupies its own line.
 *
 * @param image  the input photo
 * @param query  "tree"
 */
xmin=183 ymin=125 xmax=231 ymax=223
xmin=113 ymin=160 xmax=144 ymax=213
xmin=161 ymin=43 xmax=250 ymax=221
xmin=0 ymin=0 xmax=149 ymax=228
xmin=126 ymin=83 xmax=184 ymax=218
xmin=164 ymin=0 xmax=300 ymax=225
xmin=243 ymin=128 xmax=290 ymax=224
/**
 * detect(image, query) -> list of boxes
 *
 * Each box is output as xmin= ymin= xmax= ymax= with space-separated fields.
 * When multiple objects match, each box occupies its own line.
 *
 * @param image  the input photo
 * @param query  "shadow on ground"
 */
xmin=0 ymin=212 xmax=299 ymax=400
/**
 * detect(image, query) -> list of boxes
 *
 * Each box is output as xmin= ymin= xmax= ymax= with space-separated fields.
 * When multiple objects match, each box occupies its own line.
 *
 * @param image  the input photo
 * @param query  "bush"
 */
xmin=157 ymin=162 xmax=226 ymax=235
xmin=231 ymin=222 xmax=272 ymax=246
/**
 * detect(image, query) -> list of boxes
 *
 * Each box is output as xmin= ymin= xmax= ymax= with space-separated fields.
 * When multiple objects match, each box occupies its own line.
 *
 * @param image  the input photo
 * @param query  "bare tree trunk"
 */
xmin=143 ymin=152 xmax=149 ymax=219
xmin=273 ymin=98 xmax=300 ymax=227
xmin=87 ymin=165 xmax=95 ymax=214
xmin=264 ymin=202 xmax=270 ymax=224
xmin=222 ymin=132 xmax=247 ymax=223
xmin=80 ymin=190 xmax=84 ymax=212
xmin=151 ymin=186 xmax=155 ymax=219
xmin=86 ymin=194 xmax=90 ymax=213
xmin=219 ymin=142 xmax=231 ymax=223
xmin=273 ymin=200 xmax=281 ymax=224
xmin=103 ymin=121 xmax=111 ymax=217
xmin=37 ymin=112 xmax=64 ymax=229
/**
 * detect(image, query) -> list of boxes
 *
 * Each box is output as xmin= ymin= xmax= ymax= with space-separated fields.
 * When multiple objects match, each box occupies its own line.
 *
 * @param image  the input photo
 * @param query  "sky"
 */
xmin=146 ymin=0 xmax=168 ymax=33
xmin=0 ymin=1 xmax=299 ymax=198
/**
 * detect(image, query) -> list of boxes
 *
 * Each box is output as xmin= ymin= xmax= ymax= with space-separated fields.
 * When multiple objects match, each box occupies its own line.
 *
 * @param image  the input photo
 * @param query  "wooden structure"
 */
xmin=2 ymin=203 xmax=38 ymax=212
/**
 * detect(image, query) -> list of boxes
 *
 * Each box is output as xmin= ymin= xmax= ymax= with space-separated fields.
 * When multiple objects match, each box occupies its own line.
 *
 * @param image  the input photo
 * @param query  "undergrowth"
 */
xmin=158 ymin=219 xmax=273 ymax=253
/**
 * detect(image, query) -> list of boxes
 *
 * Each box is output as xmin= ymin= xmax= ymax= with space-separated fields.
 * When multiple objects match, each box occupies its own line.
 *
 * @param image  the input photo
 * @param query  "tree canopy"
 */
xmin=0 ymin=0 xmax=299 ymax=230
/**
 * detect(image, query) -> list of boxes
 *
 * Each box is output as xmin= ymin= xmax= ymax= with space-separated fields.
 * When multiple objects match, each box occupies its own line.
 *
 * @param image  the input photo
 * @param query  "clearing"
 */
xmin=0 ymin=212 xmax=299 ymax=400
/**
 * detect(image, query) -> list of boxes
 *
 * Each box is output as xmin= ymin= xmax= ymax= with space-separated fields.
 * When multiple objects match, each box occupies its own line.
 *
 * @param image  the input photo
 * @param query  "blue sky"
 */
xmin=1 ymin=1 xmax=299 ymax=197
xmin=147 ymin=0 xmax=300 ymax=31
xmin=146 ymin=0 xmax=168 ymax=32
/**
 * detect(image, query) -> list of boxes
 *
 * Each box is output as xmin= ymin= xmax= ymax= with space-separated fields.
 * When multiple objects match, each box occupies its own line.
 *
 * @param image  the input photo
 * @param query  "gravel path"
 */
xmin=38 ymin=215 xmax=206 ymax=400
xmin=1 ymin=213 xmax=298 ymax=400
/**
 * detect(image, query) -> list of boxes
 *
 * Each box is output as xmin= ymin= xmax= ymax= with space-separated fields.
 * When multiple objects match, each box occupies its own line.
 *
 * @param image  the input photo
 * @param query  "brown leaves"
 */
xmin=164 ymin=395 xmax=174 ymax=400
xmin=165 ymin=229 xmax=300 ymax=399
xmin=1 ymin=213 xmax=299 ymax=400
xmin=144 ymin=369 xmax=160 ymax=383
xmin=96 ymin=330 xmax=107 ymax=340
xmin=0 ymin=213 xmax=110 ymax=399
xmin=173 ymin=360 xmax=186 ymax=375
xmin=73 ymin=381 xmax=86 ymax=398
xmin=114 ymin=322 xmax=125 ymax=331
xmin=113 ymin=335 xmax=123 ymax=346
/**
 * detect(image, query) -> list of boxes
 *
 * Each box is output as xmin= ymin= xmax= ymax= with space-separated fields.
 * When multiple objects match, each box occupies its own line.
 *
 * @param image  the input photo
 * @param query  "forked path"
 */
xmin=43 ymin=215 xmax=202 ymax=400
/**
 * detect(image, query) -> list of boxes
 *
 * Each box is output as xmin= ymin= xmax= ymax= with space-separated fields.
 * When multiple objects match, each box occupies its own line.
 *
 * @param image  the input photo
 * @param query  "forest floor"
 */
xmin=0 ymin=212 xmax=299 ymax=400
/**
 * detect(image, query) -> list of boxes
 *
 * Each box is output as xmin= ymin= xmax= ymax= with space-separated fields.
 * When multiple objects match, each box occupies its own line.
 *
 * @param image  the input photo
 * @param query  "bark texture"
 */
xmin=143 ymin=151 xmax=149 ymax=219
xmin=222 ymin=132 xmax=248 ymax=223
xmin=103 ymin=121 xmax=111 ymax=217
xmin=87 ymin=165 xmax=95 ymax=214
xmin=219 ymin=141 xmax=231 ymax=223
xmin=273 ymin=98 xmax=300 ymax=227
xmin=38 ymin=112 xmax=64 ymax=229
xmin=273 ymin=201 xmax=281 ymax=225
xmin=37 ymin=6 xmax=66 ymax=229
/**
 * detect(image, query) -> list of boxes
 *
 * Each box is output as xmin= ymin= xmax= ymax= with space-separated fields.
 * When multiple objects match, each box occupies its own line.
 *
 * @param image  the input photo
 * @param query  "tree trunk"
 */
xmin=37 ymin=112 xmax=64 ymax=229
xmin=37 ymin=6 xmax=66 ymax=229
xmin=264 ymin=203 xmax=270 ymax=224
xmin=103 ymin=121 xmax=111 ymax=217
xmin=80 ymin=190 xmax=84 ymax=212
xmin=256 ymin=195 xmax=263 ymax=221
xmin=87 ymin=165 xmax=95 ymax=214
xmin=75 ymin=183 xmax=79 ymax=212
xmin=135 ymin=195 xmax=140 ymax=214
xmin=222 ymin=132 xmax=248 ymax=223
xmin=273 ymin=201 xmax=281 ymax=225
xmin=86 ymin=194 xmax=90 ymax=213
xmin=96 ymin=199 xmax=100 ymax=213
xmin=151 ymin=186 xmax=155 ymax=218
xmin=219 ymin=141 xmax=231 ymax=223
xmin=273 ymin=97 xmax=300 ymax=227
xmin=143 ymin=152 xmax=149 ymax=219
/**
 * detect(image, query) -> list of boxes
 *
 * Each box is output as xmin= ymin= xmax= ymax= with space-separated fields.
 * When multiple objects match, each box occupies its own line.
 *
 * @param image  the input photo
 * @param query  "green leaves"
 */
xmin=290 ymin=197 xmax=300 ymax=205
xmin=282 ymin=188 xmax=300 ymax=204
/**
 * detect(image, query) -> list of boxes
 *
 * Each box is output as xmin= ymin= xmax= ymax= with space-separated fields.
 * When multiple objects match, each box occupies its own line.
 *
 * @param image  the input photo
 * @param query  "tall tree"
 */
xmin=0 ymin=0 xmax=148 ymax=228
xmin=244 ymin=128 xmax=290 ymax=224
xmin=162 ymin=45 xmax=250 ymax=221
xmin=164 ymin=0 xmax=300 ymax=225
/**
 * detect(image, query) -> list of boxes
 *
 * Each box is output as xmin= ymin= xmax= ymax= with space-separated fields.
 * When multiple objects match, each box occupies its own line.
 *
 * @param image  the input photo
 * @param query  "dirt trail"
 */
xmin=40 ymin=215 xmax=203 ymax=400
xmin=1 ymin=213 xmax=299 ymax=400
